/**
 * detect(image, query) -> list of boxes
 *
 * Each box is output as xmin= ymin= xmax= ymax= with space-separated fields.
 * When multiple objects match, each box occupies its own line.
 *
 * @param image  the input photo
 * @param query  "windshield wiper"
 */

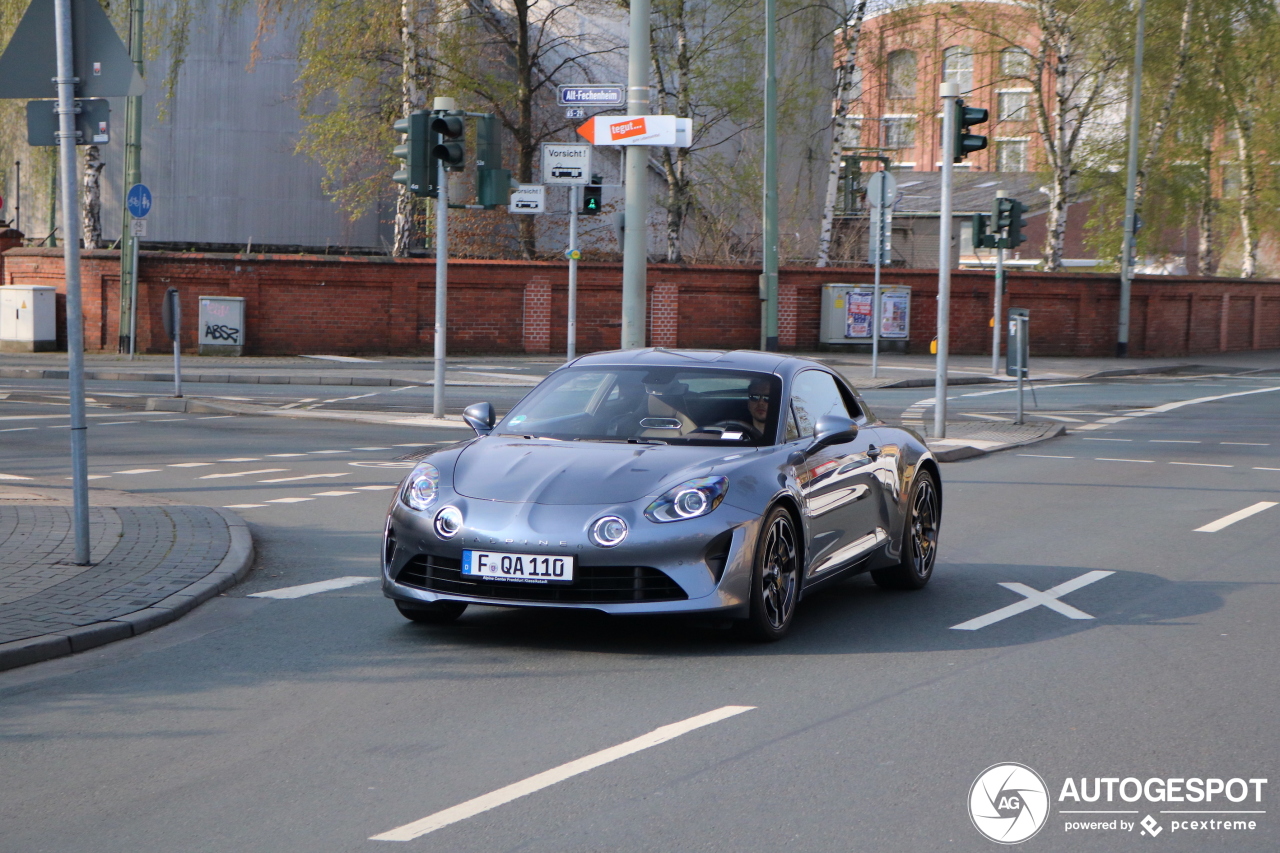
xmin=627 ymin=438 xmax=668 ymax=445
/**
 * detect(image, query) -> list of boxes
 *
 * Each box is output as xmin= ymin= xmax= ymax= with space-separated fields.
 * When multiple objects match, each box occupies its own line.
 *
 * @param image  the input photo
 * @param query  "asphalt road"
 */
xmin=1 ymin=372 xmax=1277 ymax=852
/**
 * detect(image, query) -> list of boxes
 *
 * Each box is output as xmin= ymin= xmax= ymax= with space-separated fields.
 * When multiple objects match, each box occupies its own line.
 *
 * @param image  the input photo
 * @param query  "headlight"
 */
xmin=401 ymin=462 xmax=440 ymax=512
xmin=589 ymin=515 xmax=628 ymax=547
xmin=644 ymin=476 xmax=728 ymax=523
xmin=434 ymin=505 xmax=463 ymax=538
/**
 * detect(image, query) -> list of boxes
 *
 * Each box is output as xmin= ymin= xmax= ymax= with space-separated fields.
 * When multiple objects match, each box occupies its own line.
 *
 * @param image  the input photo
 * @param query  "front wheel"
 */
xmin=737 ymin=506 xmax=801 ymax=641
xmin=871 ymin=470 xmax=940 ymax=590
xmin=395 ymin=599 xmax=467 ymax=624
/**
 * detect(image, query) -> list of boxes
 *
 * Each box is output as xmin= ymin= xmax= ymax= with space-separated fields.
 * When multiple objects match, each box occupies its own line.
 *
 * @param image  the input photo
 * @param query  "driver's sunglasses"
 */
xmin=747 ymin=394 xmax=769 ymax=403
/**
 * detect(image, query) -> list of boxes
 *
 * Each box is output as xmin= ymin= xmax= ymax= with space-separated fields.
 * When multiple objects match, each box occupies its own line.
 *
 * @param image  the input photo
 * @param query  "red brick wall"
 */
xmin=5 ymin=247 xmax=1280 ymax=357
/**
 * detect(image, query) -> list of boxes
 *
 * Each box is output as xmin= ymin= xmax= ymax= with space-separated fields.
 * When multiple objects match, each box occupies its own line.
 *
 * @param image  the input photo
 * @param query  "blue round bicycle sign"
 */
xmin=126 ymin=184 xmax=152 ymax=219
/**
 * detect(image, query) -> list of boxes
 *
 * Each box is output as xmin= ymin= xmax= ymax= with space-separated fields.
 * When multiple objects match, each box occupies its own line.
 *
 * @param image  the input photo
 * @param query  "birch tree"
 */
xmin=816 ymin=0 xmax=868 ymax=268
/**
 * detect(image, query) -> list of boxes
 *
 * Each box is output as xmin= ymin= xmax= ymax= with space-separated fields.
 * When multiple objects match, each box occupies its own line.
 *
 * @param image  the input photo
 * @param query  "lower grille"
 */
xmin=396 ymin=554 xmax=688 ymax=604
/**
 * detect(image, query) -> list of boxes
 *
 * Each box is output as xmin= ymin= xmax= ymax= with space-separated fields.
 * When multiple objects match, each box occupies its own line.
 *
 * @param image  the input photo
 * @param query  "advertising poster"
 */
xmin=880 ymin=288 xmax=911 ymax=339
xmin=844 ymin=290 xmax=874 ymax=338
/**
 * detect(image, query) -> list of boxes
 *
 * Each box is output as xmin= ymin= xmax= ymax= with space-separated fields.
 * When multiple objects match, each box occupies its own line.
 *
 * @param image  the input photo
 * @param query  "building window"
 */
xmin=887 ymin=50 xmax=917 ymax=99
xmin=997 ymin=91 xmax=1031 ymax=122
xmin=1000 ymin=47 xmax=1033 ymax=78
xmin=882 ymin=116 xmax=916 ymax=150
xmin=943 ymin=46 xmax=974 ymax=94
xmin=996 ymin=139 xmax=1029 ymax=172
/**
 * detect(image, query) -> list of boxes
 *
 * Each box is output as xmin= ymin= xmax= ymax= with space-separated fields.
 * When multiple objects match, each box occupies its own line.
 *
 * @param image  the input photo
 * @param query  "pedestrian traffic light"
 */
xmin=581 ymin=175 xmax=603 ymax=215
xmin=972 ymin=212 xmax=996 ymax=250
xmin=430 ymin=113 xmax=467 ymax=170
xmin=1007 ymin=198 xmax=1028 ymax=247
xmin=475 ymin=113 xmax=512 ymax=209
xmin=392 ymin=110 xmax=430 ymax=197
xmin=953 ymin=99 xmax=988 ymax=161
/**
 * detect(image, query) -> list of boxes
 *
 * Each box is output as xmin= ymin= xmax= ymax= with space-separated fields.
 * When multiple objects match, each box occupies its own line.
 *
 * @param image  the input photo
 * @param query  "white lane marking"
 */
xmin=1151 ymin=440 xmax=1200 ymax=443
xmin=198 ymin=415 xmax=236 ymax=419
xmin=1036 ymin=414 xmax=1085 ymax=422
xmin=951 ymin=571 xmax=1114 ymax=630
xmin=258 ymin=473 xmax=350 ymax=483
xmin=113 ymin=468 xmax=161 ymax=475
xmin=1096 ymin=457 xmax=1153 ymax=463
xmin=264 ymin=496 xmax=315 ymax=504
xmin=249 ymin=576 xmax=378 ymax=599
xmin=266 ymin=453 xmax=308 ymax=457
xmin=354 ymin=447 xmax=392 ymax=451
xmin=394 ymin=443 xmax=432 ymax=447
xmin=311 ymin=490 xmax=358 ymax=496
xmin=1222 ymin=442 xmax=1269 ymax=446
xmin=1083 ymin=437 xmax=1132 ymax=441
xmin=1195 ymin=502 xmax=1278 ymax=533
xmin=1073 ymin=423 xmax=1105 ymax=430
xmin=67 ymin=474 xmax=112 ymax=480
xmin=168 ymin=462 xmax=214 ymax=467
xmin=959 ymin=382 xmax=1093 ymax=398
xmin=0 ymin=427 xmax=38 ymax=432
xmin=146 ymin=417 xmax=188 ymax=422
xmin=219 ymin=457 xmax=262 ymax=462
xmin=354 ymin=484 xmax=397 ymax=490
xmin=1017 ymin=454 xmax=1074 ymax=459
xmin=370 ymin=705 xmax=757 ymax=842
xmin=1169 ymin=462 xmax=1232 ymax=468
xmin=1095 ymin=417 xmax=1131 ymax=424
xmin=1145 ymin=385 xmax=1280 ymax=414
xmin=224 ymin=503 xmax=267 ymax=508
xmin=97 ymin=421 xmax=139 ymax=426
xmin=0 ymin=473 xmax=33 ymax=480
xmin=1255 ymin=467 xmax=1280 ymax=472
xmin=198 ymin=468 xmax=289 ymax=479
xmin=311 ymin=449 xmax=351 ymax=454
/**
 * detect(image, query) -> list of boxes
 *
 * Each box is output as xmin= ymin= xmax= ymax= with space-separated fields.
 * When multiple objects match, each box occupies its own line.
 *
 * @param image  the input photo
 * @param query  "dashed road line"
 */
xmin=1096 ymin=457 xmax=1153 ymax=463
xmin=219 ymin=457 xmax=262 ymax=462
xmin=354 ymin=484 xmax=397 ymax=491
xmin=1017 ymin=454 xmax=1074 ymax=459
xmin=1222 ymin=442 xmax=1269 ymax=446
xmin=264 ymin=496 xmax=314 ymax=504
xmin=1169 ymin=462 xmax=1232 ymax=468
xmin=113 ymin=468 xmax=162 ymax=475
xmin=0 ymin=473 xmax=33 ymax=480
xmin=198 ymin=468 xmax=289 ymax=479
xmin=249 ymin=576 xmax=378 ymax=599
xmin=369 ymin=706 xmax=757 ymax=842
xmin=1083 ymin=437 xmax=1132 ymax=442
xmin=168 ymin=462 xmax=215 ymax=467
xmin=1151 ymin=440 xmax=1199 ymax=443
xmin=1195 ymin=502 xmax=1278 ymax=533
xmin=1255 ymin=467 xmax=1280 ymax=472
xmin=266 ymin=453 xmax=308 ymax=457
xmin=311 ymin=490 xmax=358 ymax=496
xmin=258 ymin=473 xmax=349 ymax=483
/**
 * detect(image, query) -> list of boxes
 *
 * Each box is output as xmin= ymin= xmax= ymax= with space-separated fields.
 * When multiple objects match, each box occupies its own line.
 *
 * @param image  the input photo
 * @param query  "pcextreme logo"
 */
xmin=969 ymin=763 xmax=1051 ymax=844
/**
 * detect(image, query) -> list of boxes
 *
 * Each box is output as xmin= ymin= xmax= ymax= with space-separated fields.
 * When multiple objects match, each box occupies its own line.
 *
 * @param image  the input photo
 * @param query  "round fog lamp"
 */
xmin=434 ymin=505 xmax=463 ymax=539
xmin=589 ymin=515 xmax=628 ymax=548
xmin=673 ymin=488 xmax=708 ymax=518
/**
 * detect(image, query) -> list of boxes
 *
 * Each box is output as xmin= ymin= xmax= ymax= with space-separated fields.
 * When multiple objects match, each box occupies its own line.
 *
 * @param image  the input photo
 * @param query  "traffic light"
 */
xmin=392 ymin=110 xmax=430 ymax=196
xmin=953 ymin=99 xmax=988 ymax=161
xmin=581 ymin=175 xmax=603 ymax=215
xmin=971 ymin=212 xmax=996 ymax=250
xmin=430 ymin=113 xmax=467 ymax=170
xmin=475 ymin=113 xmax=512 ymax=208
xmin=1007 ymin=198 xmax=1028 ymax=247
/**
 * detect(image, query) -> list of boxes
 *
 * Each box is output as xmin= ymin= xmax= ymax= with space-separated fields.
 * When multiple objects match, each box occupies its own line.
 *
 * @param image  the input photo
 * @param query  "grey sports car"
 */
xmin=381 ymin=349 xmax=941 ymax=640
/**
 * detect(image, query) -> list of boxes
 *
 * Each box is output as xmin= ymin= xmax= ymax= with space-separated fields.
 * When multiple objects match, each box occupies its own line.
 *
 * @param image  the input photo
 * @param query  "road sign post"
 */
xmin=935 ymin=82 xmax=959 ymax=439
xmin=866 ymin=170 xmax=896 ymax=379
xmin=431 ymin=99 xmax=454 ymax=418
xmin=161 ymin=286 xmax=181 ymax=398
xmin=567 ymin=184 xmax=579 ymax=361
xmin=124 ymin=183 xmax=150 ymax=358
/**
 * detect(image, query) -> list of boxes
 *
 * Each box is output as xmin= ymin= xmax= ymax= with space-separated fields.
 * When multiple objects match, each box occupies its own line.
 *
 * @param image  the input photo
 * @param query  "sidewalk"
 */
xmin=0 ymin=483 xmax=253 ymax=671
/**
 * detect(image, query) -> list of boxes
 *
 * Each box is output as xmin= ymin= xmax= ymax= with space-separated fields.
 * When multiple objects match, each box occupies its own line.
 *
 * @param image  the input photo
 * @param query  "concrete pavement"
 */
xmin=0 ymin=482 xmax=253 ymax=671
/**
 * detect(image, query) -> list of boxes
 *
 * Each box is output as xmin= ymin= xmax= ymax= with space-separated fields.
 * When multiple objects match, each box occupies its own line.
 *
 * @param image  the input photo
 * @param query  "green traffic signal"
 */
xmin=392 ymin=111 xmax=431 ymax=197
xmin=581 ymin=178 xmax=603 ymax=215
xmin=953 ymin=99 xmax=988 ymax=161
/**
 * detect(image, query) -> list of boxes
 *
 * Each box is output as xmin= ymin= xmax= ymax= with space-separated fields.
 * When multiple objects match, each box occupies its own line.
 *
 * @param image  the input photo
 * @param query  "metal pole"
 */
xmin=762 ymin=0 xmax=779 ymax=351
xmin=172 ymin=293 xmax=182 ymax=398
xmin=13 ymin=160 xmax=19 ymax=233
xmin=992 ymin=190 xmax=1006 ymax=376
xmin=1016 ymin=315 xmax=1026 ymax=424
xmin=871 ymin=169 xmax=885 ymax=379
xmin=567 ymin=184 xmax=579 ymax=361
xmin=54 ymin=0 xmax=91 ymax=565
xmin=433 ymin=158 xmax=448 ymax=417
xmin=934 ymin=82 xmax=958 ymax=439
xmin=1117 ymin=0 xmax=1145 ymax=358
xmin=120 ymin=0 xmax=144 ymax=356
xmin=620 ymin=0 xmax=650 ymax=350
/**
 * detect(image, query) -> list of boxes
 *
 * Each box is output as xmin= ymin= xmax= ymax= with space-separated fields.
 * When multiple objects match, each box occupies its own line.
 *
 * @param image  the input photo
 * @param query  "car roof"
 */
xmin=567 ymin=348 xmax=830 ymax=378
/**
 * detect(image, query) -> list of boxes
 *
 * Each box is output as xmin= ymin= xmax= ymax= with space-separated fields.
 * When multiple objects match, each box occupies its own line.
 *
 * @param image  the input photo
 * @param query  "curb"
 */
xmin=0 ymin=366 xmax=541 ymax=387
xmin=927 ymin=423 xmax=1066 ymax=463
xmin=0 ymin=508 xmax=255 ymax=673
xmin=144 ymin=396 xmax=472 ymax=429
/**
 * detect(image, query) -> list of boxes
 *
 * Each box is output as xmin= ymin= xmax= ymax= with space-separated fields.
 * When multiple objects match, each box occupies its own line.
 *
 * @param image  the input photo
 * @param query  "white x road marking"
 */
xmin=951 ymin=570 xmax=1114 ymax=630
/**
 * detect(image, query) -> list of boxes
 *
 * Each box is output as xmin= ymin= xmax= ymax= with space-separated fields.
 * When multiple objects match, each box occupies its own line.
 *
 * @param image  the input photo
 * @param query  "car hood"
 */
xmin=452 ymin=437 xmax=724 ymax=505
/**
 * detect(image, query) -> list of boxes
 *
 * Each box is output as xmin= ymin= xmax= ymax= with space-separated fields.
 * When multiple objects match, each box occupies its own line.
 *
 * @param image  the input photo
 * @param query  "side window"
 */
xmin=784 ymin=404 xmax=800 ymax=443
xmin=791 ymin=370 xmax=853 ymax=438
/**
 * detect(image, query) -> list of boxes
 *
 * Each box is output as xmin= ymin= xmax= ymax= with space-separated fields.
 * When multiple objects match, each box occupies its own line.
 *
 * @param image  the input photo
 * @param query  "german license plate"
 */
xmin=461 ymin=550 xmax=574 ymax=584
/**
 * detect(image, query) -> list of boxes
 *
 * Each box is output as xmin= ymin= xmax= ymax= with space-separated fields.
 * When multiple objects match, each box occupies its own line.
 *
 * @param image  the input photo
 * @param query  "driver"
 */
xmin=747 ymin=376 xmax=772 ymax=439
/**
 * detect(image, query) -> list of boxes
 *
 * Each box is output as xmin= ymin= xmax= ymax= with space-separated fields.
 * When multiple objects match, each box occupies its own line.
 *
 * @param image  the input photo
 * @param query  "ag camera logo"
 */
xmin=969 ymin=763 xmax=1050 ymax=844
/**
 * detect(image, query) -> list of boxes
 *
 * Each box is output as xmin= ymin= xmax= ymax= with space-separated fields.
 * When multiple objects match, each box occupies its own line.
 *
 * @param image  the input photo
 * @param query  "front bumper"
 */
xmin=382 ymin=492 xmax=758 ymax=616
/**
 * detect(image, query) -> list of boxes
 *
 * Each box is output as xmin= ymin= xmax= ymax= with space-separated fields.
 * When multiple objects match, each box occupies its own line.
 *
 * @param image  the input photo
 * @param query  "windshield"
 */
xmin=495 ymin=366 xmax=784 ymax=445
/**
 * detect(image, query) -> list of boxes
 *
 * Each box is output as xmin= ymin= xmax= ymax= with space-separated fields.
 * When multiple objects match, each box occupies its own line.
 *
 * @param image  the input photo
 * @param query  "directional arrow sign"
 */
xmin=577 ymin=115 xmax=691 ymax=147
xmin=0 ymin=0 xmax=145 ymax=99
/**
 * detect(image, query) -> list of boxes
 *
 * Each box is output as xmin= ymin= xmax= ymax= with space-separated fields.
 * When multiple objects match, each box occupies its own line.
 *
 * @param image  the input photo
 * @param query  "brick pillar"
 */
xmin=523 ymin=277 xmax=552 ymax=353
xmin=779 ymin=284 xmax=797 ymax=349
xmin=648 ymin=282 xmax=679 ymax=347
xmin=1220 ymin=293 xmax=1230 ymax=352
xmin=1254 ymin=293 xmax=1263 ymax=349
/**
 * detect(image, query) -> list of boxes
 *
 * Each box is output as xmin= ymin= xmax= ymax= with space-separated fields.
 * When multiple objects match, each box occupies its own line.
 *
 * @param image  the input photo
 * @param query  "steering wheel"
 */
xmin=699 ymin=419 xmax=761 ymax=441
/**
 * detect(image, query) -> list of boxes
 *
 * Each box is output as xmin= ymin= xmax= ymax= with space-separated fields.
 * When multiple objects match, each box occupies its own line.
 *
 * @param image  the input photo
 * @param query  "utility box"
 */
xmin=820 ymin=283 xmax=912 ymax=351
xmin=0 ymin=285 xmax=57 ymax=352
xmin=198 ymin=296 xmax=245 ymax=356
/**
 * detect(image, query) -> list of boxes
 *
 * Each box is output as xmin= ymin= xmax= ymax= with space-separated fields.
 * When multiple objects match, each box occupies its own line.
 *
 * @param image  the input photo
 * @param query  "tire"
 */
xmin=737 ymin=505 xmax=802 ymax=642
xmin=872 ymin=469 xmax=940 ymax=591
xmin=395 ymin=599 xmax=468 ymax=624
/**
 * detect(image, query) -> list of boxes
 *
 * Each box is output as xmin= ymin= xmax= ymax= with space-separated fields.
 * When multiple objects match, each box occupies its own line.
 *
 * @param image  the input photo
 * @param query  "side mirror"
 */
xmin=808 ymin=414 xmax=858 ymax=454
xmin=463 ymin=401 xmax=496 ymax=435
